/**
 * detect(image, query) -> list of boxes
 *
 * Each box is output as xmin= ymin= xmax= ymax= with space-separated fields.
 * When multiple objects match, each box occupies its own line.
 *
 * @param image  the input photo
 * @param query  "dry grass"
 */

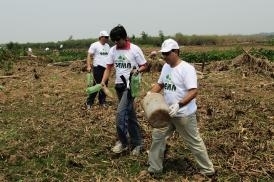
xmin=0 ymin=48 xmax=273 ymax=181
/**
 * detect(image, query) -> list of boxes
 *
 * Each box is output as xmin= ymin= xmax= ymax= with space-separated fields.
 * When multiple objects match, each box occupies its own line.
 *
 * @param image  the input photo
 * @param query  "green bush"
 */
xmin=0 ymin=48 xmax=15 ymax=72
xmin=181 ymin=48 xmax=242 ymax=63
xmin=41 ymin=49 xmax=87 ymax=62
xmin=250 ymin=48 xmax=274 ymax=61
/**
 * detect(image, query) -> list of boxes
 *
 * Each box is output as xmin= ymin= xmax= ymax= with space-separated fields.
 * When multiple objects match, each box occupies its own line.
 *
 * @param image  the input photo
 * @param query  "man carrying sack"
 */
xmin=145 ymin=39 xmax=215 ymax=178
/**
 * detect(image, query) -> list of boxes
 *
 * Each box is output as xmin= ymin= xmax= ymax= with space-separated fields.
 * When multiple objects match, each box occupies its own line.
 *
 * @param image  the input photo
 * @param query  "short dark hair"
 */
xmin=110 ymin=24 xmax=127 ymax=42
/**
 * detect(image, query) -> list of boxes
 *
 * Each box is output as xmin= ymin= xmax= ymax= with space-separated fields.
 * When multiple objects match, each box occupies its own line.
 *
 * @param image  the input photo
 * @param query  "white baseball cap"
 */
xmin=159 ymin=38 xmax=179 ymax=52
xmin=99 ymin=30 xmax=109 ymax=37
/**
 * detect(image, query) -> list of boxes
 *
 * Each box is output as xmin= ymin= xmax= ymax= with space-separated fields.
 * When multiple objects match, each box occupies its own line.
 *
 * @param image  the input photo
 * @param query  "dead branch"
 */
xmin=241 ymin=48 xmax=252 ymax=56
xmin=259 ymin=82 xmax=274 ymax=88
xmin=193 ymin=62 xmax=209 ymax=66
xmin=47 ymin=60 xmax=86 ymax=67
xmin=0 ymin=75 xmax=20 ymax=79
xmin=47 ymin=61 xmax=75 ymax=67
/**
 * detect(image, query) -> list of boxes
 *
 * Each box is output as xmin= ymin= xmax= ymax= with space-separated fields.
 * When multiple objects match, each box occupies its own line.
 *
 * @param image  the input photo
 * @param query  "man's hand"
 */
xmin=146 ymin=91 xmax=152 ymax=95
xmin=87 ymin=65 xmax=93 ymax=72
xmin=100 ymin=82 xmax=106 ymax=87
xmin=169 ymin=103 xmax=179 ymax=117
xmin=87 ymin=67 xmax=91 ymax=72
xmin=130 ymin=68 xmax=139 ymax=76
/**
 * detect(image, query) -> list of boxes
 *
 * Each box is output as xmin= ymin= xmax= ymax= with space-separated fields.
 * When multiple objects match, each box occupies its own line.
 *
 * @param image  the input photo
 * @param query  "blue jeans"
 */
xmin=115 ymin=84 xmax=142 ymax=147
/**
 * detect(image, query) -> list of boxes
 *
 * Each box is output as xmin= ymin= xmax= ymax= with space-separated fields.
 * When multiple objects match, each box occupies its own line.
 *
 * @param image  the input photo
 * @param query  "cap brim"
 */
xmin=159 ymin=48 xmax=172 ymax=52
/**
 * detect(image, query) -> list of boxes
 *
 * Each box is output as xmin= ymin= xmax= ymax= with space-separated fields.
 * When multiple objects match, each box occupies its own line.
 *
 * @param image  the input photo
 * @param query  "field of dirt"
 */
xmin=0 ymin=49 xmax=273 ymax=181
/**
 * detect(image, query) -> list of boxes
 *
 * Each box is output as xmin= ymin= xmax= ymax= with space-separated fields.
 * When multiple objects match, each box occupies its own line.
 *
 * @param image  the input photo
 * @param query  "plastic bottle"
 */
xmin=86 ymin=73 xmax=93 ymax=87
xmin=130 ymin=67 xmax=140 ymax=98
xmin=86 ymin=84 xmax=102 ymax=94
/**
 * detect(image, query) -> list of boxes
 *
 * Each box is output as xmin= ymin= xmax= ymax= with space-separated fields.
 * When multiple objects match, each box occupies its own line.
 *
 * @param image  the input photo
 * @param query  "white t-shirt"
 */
xmin=88 ymin=41 xmax=110 ymax=68
xmin=106 ymin=43 xmax=147 ymax=84
xmin=158 ymin=61 xmax=198 ymax=117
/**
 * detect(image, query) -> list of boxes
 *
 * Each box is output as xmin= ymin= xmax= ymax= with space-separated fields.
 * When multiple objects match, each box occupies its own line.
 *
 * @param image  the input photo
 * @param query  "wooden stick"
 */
xmin=0 ymin=75 xmax=20 ymax=79
xmin=241 ymin=48 xmax=252 ymax=55
xmin=193 ymin=62 xmax=209 ymax=66
xmin=47 ymin=59 xmax=86 ymax=67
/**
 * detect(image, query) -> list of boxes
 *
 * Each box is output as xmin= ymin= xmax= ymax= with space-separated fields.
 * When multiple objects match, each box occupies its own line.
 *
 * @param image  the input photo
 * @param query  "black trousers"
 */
xmin=86 ymin=65 xmax=108 ymax=105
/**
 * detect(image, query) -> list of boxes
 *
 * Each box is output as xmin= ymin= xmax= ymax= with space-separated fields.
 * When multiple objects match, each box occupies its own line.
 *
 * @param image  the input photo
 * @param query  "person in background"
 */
xmin=146 ymin=39 xmax=215 ymax=178
xmin=101 ymin=25 xmax=148 ymax=155
xmin=86 ymin=30 xmax=110 ymax=109
xmin=148 ymin=50 xmax=157 ymax=59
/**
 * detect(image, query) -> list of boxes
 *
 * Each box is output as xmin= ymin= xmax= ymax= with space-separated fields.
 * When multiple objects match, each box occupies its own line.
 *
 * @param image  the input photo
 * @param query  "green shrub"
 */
xmin=0 ymin=48 xmax=15 ymax=72
xmin=250 ymin=48 xmax=274 ymax=61
xmin=181 ymin=48 xmax=242 ymax=63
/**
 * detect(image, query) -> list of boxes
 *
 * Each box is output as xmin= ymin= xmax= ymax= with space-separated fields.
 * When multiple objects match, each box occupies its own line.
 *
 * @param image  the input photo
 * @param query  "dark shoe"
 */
xmin=147 ymin=170 xmax=162 ymax=179
xmin=205 ymin=171 xmax=217 ymax=181
xmin=193 ymin=171 xmax=217 ymax=182
xmin=139 ymin=170 xmax=162 ymax=179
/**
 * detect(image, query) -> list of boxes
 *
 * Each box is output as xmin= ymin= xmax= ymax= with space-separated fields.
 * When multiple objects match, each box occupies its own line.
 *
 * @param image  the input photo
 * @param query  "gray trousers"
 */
xmin=148 ymin=113 xmax=215 ymax=175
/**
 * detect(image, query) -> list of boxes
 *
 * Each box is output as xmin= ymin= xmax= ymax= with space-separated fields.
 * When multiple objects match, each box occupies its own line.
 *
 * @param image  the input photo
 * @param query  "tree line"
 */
xmin=1 ymin=31 xmax=274 ymax=50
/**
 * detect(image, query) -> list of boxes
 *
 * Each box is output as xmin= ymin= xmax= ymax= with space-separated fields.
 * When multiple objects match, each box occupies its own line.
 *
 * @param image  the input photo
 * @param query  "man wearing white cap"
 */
xmin=146 ymin=39 xmax=215 ymax=178
xmin=86 ymin=30 xmax=110 ymax=108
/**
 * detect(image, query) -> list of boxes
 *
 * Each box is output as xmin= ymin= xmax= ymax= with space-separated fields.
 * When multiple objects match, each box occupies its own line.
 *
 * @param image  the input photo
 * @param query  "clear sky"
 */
xmin=0 ymin=0 xmax=273 ymax=44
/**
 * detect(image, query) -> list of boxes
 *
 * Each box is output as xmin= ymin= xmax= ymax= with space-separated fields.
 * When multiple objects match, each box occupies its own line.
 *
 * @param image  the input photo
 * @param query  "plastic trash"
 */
xmin=86 ymin=84 xmax=102 ymax=94
xmin=86 ymin=73 xmax=93 ymax=87
xmin=130 ymin=66 xmax=140 ymax=97
xmin=131 ymin=74 xmax=140 ymax=97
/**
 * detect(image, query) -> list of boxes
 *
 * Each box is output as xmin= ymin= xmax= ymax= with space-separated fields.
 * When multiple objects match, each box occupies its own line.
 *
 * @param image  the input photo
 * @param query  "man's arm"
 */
xmin=178 ymin=88 xmax=198 ymax=108
xmin=86 ymin=53 xmax=93 ymax=72
xmin=138 ymin=63 xmax=148 ymax=73
xmin=150 ymin=83 xmax=164 ymax=93
xmin=101 ymin=64 xmax=112 ymax=86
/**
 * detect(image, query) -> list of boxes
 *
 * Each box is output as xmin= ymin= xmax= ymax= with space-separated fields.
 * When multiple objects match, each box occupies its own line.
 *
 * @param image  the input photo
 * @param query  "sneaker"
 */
xmin=131 ymin=145 xmax=142 ymax=156
xmin=100 ymin=103 xmax=108 ymax=108
xmin=111 ymin=141 xmax=128 ymax=153
xmin=85 ymin=102 xmax=92 ymax=109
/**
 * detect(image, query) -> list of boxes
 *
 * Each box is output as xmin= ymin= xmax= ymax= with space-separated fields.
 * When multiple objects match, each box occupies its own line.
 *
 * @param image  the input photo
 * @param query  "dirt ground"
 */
xmin=0 ymin=51 xmax=273 ymax=181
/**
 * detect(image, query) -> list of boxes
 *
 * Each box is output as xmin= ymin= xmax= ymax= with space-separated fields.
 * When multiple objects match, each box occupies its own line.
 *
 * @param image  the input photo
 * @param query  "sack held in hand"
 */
xmin=86 ymin=84 xmax=102 ymax=94
xmin=142 ymin=93 xmax=170 ymax=128
xmin=86 ymin=73 xmax=93 ymax=87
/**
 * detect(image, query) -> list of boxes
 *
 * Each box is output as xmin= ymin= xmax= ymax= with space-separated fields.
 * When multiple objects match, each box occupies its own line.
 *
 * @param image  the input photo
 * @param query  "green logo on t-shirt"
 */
xmin=100 ymin=51 xmax=108 ymax=55
xmin=115 ymin=54 xmax=131 ymax=68
xmin=164 ymin=74 xmax=176 ymax=91
xmin=99 ymin=48 xmax=108 ymax=55
xmin=117 ymin=55 xmax=126 ymax=61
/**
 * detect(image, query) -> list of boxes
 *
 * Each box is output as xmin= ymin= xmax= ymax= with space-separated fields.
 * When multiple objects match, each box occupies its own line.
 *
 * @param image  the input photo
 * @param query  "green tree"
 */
xmin=141 ymin=31 xmax=148 ymax=41
xmin=159 ymin=30 xmax=165 ymax=43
